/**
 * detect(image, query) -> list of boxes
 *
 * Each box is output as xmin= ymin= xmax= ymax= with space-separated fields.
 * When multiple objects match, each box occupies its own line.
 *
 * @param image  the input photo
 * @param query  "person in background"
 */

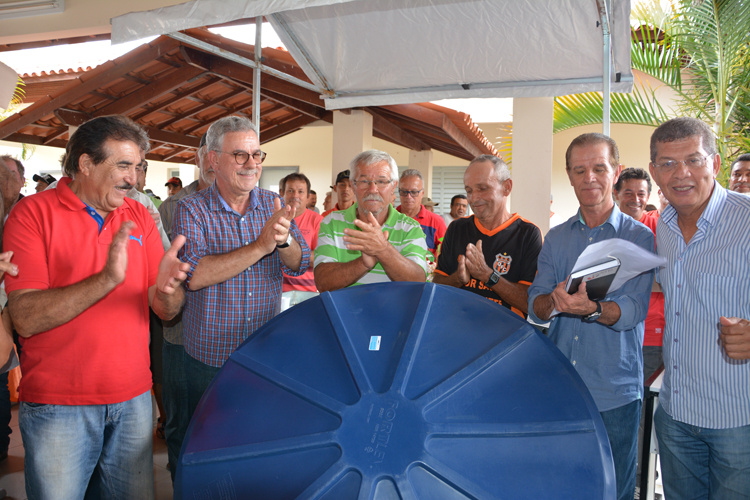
xmin=32 ymin=173 xmax=56 ymax=194
xmin=442 ymin=194 xmax=468 ymax=227
xmin=307 ymin=189 xmax=320 ymax=213
xmin=165 ymin=177 xmax=182 ymax=197
xmin=396 ymin=169 xmax=446 ymax=261
xmin=281 ymin=173 xmax=323 ymax=302
xmin=322 ymin=191 xmax=333 ymax=212
xmin=728 ymin=153 xmax=750 ymax=195
xmin=321 ymin=170 xmax=354 ymax=217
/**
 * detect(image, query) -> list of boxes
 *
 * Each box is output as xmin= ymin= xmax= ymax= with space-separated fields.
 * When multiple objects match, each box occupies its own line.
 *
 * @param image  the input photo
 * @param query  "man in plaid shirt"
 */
xmin=174 ymin=116 xmax=310 ymax=417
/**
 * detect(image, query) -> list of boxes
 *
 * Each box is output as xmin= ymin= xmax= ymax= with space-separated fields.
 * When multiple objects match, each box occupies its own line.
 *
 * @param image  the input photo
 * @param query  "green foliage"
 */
xmin=553 ymin=0 xmax=750 ymax=184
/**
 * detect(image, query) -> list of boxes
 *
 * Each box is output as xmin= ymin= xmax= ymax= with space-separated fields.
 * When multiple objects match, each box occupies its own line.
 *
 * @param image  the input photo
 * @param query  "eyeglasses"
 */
xmin=219 ymin=150 xmax=267 ymax=165
xmin=135 ymin=162 xmax=148 ymax=174
xmin=654 ymin=155 xmax=712 ymax=172
xmin=399 ymin=188 xmax=423 ymax=198
xmin=352 ymin=179 xmax=393 ymax=189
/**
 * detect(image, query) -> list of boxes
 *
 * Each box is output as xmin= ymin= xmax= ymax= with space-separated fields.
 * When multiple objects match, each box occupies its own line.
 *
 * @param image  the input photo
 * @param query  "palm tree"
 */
xmin=553 ymin=0 xmax=750 ymax=184
xmin=0 ymin=77 xmax=35 ymax=161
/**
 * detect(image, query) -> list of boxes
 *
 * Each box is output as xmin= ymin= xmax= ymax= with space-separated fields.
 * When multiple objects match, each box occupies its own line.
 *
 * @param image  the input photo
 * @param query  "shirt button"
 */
xmin=574 ymin=336 xmax=579 ymax=340
xmin=247 ymin=317 xmax=251 ymax=321
xmin=588 ymin=237 xmax=592 ymax=242
xmin=676 ymin=312 xmax=680 ymax=316
xmin=572 ymin=360 xmax=577 ymax=366
xmin=674 ymin=338 xmax=678 ymax=343
xmin=241 ymin=217 xmax=244 ymax=222
xmin=248 ymin=292 xmax=252 ymax=297
xmin=673 ymin=365 xmax=677 ymax=369
xmin=674 ymin=390 xmax=679 ymax=394
xmin=677 ymin=284 xmax=681 ymax=288
xmin=245 ymin=241 xmax=249 ymax=245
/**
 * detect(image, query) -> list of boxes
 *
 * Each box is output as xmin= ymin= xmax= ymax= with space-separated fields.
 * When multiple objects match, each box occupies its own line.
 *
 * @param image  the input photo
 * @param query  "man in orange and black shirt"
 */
xmin=434 ymin=155 xmax=542 ymax=318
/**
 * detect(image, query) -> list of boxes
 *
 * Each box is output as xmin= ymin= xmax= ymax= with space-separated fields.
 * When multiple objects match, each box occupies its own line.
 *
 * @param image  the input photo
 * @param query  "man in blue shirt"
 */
xmin=649 ymin=117 xmax=750 ymax=499
xmin=528 ymin=133 xmax=654 ymax=500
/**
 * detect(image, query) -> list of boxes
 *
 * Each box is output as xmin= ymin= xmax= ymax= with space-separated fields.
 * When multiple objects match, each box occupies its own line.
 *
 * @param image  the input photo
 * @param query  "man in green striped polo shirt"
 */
xmin=314 ymin=150 xmax=429 ymax=291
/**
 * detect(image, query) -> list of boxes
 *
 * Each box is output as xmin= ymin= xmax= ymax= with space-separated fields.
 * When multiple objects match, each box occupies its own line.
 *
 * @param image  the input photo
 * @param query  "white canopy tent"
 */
xmin=112 ymin=0 xmax=632 ymax=133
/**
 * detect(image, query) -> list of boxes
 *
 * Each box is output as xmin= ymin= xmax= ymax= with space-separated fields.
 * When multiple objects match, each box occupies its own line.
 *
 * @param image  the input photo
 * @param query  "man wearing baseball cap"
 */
xmin=165 ymin=177 xmax=182 ymax=197
xmin=32 ymin=173 xmax=56 ymax=194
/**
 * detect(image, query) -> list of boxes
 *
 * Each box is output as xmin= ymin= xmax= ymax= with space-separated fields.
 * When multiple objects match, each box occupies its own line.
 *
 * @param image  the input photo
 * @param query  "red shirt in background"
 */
xmin=640 ymin=210 xmax=664 ymax=347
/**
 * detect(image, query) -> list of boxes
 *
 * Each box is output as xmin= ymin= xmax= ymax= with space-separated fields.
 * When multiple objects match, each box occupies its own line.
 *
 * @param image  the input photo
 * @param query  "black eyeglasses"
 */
xmin=399 ymin=188 xmax=423 ymax=198
xmin=219 ymin=150 xmax=267 ymax=165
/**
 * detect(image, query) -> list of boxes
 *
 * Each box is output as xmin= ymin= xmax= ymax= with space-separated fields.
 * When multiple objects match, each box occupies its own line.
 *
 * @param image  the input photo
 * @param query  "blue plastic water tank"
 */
xmin=176 ymin=282 xmax=615 ymax=499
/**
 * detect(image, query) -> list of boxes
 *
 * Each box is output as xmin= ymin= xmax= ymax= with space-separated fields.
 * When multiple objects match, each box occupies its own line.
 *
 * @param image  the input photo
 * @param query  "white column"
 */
xmin=407 ymin=149 xmax=433 ymax=195
xmin=332 ymin=109 xmax=373 ymax=189
xmin=510 ymin=97 xmax=554 ymax=234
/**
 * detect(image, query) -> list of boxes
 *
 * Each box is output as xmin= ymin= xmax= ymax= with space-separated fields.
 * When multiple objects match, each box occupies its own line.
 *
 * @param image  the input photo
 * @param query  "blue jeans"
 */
xmin=655 ymin=404 xmax=750 ymax=500
xmin=162 ymin=340 xmax=189 ymax=482
xmin=185 ymin=353 xmax=221 ymax=422
xmin=19 ymin=390 xmax=154 ymax=500
xmin=600 ymin=399 xmax=641 ymax=500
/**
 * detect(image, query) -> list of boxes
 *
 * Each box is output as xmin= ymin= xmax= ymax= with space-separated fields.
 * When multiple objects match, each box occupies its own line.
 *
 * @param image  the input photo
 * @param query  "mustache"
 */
xmin=118 ymin=183 xmax=134 ymax=191
xmin=239 ymin=168 xmax=258 ymax=176
xmin=362 ymin=194 xmax=384 ymax=203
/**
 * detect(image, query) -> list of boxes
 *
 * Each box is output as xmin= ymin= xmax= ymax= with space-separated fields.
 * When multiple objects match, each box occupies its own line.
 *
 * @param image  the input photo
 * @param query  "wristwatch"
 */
xmin=484 ymin=269 xmax=501 ymax=288
xmin=582 ymin=301 xmax=602 ymax=323
xmin=276 ymin=233 xmax=292 ymax=249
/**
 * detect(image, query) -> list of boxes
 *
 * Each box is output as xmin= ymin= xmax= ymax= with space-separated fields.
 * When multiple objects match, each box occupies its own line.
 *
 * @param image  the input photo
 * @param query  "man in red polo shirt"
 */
xmin=396 ymin=169 xmax=447 ymax=260
xmin=4 ymin=115 xmax=189 ymax=500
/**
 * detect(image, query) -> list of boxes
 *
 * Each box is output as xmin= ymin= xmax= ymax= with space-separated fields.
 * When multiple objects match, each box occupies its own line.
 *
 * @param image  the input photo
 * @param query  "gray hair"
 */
xmin=206 ymin=116 xmax=258 ymax=154
xmin=349 ymin=149 xmax=398 ymax=183
xmin=650 ymin=117 xmax=716 ymax=163
xmin=399 ymin=169 xmax=423 ymax=182
xmin=470 ymin=154 xmax=511 ymax=182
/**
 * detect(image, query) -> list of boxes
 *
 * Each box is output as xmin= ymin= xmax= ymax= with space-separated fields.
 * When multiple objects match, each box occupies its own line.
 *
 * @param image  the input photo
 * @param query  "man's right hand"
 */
xmin=455 ymin=255 xmax=470 ymax=285
xmin=102 ymin=221 xmax=134 ymax=286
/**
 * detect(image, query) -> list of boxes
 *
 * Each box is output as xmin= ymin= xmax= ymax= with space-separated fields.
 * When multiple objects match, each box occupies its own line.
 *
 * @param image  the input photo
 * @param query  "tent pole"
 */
xmin=253 ymin=17 xmax=262 ymax=137
xmin=597 ymin=0 xmax=612 ymax=137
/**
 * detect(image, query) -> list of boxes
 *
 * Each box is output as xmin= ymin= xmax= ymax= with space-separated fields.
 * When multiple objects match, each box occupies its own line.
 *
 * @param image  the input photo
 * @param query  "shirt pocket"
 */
xmin=696 ymin=273 xmax=750 ymax=320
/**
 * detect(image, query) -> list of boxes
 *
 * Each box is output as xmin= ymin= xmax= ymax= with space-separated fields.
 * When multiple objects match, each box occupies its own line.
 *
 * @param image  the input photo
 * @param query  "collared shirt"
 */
xmin=158 ymin=180 xmax=200 ymax=241
xmin=528 ymin=204 xmax=654 ymax=412
xmin=157 ymin=180 xmax=200 ymax=345
xmin=314 ymin=203 xmax=428 ymax=285
xmin=174 ymin=183 xmax=310 ymax=367
xmin=657 ymin=182 xmax=750 ymax=429
xmin=4 ymin=177 xmax=161 ymax=404
xmin=396 ymin=204 xmax=447 ymax=259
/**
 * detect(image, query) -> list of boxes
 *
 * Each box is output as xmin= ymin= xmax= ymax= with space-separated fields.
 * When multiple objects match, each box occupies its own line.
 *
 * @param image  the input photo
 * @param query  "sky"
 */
xmin=0 ymin=23 xmax=514 ymax=123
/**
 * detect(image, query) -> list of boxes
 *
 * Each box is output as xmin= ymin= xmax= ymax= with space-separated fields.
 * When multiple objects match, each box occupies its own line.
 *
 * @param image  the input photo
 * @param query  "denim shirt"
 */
xmin=528 ymin=204 xmax=655 ymax=412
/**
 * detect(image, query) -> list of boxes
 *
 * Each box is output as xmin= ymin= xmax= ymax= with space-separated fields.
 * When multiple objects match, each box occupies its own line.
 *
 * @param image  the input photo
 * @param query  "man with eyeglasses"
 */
xmin=728 ymin=153 xmax=750 ymax=195
xmin=434 ymin=155 xmax=542 ymax=318
xmin=314 ymin=150 xmax=428 ymax=291
xmin=528 ymin=134 xmax=655 ymax=500
xmin=647 ymin=117 xmax=750 ymax=500
xmin=396 ymin=169 xmax=446 ymax=260
xmin=173 ymin=116 xmax=310 ymax=419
